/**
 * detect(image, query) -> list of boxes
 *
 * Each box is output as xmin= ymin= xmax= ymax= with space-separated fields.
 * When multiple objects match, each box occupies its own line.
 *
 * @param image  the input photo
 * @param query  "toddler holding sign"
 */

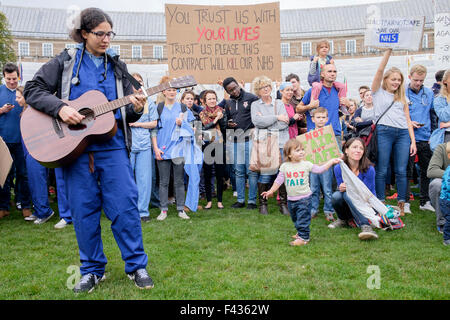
xmin=262 ymin=138 xmax=339 ymax=246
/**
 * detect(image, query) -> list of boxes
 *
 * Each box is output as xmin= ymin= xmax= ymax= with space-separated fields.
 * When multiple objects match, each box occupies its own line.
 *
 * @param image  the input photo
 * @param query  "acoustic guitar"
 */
xmin=21 ymin=75 xmax=197 ymax=168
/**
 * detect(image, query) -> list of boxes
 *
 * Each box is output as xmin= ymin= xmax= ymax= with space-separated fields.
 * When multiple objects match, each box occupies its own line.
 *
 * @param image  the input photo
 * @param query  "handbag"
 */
xmin=249 ymin=102 xmax=282 ymax=173
xmin=364 ymin=100 xmax=395 ymax=163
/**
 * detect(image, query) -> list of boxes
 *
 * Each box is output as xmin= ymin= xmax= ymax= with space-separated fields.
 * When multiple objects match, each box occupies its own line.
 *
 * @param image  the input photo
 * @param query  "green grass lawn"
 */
xmin=0 ymin=188 xmax=448 ymax=300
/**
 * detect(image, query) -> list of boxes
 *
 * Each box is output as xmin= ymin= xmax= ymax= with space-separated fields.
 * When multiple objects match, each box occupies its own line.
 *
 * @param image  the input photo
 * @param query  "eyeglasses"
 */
xmin=89 ymin=31 xmax=116 ymax=40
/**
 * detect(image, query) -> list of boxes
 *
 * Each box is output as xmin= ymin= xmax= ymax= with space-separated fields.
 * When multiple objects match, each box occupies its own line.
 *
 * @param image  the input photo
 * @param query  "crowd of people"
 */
xmin=0 ymin=7 xmax=449 ymax=293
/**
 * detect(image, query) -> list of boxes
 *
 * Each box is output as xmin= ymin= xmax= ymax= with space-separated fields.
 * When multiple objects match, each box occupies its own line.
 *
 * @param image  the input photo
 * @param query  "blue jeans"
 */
xmin=150 ymin=150 xmax=160 ymax=208
xmin=310 ymin=167 xmax=334 ymax=214
xmin=231 ymin=140 xmax=258 ymax=204
xmin=288 ymin=196 xmax=312 ymax=241
xmin=440 ymin=198 xmax=450 ymax=241
xmin=0 ymin=143 xmax=31 ymax=210
xmin=375 ymin=125 xmax=411 ymax=202
xmin=331 ymin=191 xmax=370 ymax=227
xmin=130 ymin=149 xmax=153 ymax=217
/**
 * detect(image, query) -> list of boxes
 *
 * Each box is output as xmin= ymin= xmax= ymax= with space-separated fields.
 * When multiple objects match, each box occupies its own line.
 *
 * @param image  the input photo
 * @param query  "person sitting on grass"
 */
xmin=309 ymin=107 xmax=336 ymax=222
xmin=439 ymin=142 xmax=450 ymax=246
xmin=261 ymin=138 xmax=339 ymax=246
xmin=328 ymin=137 xmax=378 ymax=241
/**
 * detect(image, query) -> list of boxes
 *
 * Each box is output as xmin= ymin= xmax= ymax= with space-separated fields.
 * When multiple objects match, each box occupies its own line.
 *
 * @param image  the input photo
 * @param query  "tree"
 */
xmin=0 ymin=11 xmax=16 ymax=81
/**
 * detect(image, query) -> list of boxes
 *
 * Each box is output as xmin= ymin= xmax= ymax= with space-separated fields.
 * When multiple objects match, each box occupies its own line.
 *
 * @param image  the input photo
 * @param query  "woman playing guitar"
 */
xmin=23 ymin=8 xmax=153 ymax=293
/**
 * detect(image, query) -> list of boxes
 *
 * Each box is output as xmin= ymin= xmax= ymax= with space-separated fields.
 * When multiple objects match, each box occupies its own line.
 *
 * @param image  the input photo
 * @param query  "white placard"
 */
xmin=364 ymin=16 xmax=425 ymax=51
xmin=435 ymin=13 xmax=450 ymax=70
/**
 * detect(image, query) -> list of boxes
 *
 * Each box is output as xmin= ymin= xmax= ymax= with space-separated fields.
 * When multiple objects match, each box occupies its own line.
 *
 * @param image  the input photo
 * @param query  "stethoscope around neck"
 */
xmin=71 ymin=45 xmax=108 ymax=86
xmin=407 ymin=85 xmax=428 ymax=106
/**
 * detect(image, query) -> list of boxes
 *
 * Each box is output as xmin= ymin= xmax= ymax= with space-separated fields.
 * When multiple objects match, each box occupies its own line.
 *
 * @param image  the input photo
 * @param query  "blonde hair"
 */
xmin=316 ymin=40 xmax=330 ymax=53
xmin=312 ymin=106 xmax=328 ymax=117
xmin=252 ymin=75 xmax=272 ymax=97
xmin=283 ymin=138 xmax=303 ymax=163
xmin=409 ymin=64 xmax=427 ymax=76
xmin=382 ymin=67 xmax=406 ymax=104
xmin=440 ymin=69 xmax=450 ymax=102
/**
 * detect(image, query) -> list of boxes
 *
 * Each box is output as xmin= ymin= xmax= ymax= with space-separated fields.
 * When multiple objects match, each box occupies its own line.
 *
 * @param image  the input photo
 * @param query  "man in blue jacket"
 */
xmin=406 ymin=64 xmax=435 ymax=213
xmin=0 ymin=63 xmax=32 ymax=219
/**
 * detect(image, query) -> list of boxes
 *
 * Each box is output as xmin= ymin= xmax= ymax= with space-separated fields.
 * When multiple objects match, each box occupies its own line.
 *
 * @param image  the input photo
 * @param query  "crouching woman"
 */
xmin=328 ymin=137 xmax=378 ymax=240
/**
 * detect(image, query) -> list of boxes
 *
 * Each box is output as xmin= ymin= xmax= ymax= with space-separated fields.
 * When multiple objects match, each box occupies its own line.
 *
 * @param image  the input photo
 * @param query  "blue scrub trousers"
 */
xmin=54 ymin=168 xmax=72 ymax=223
xmin=63 ymin=149 xmax=148 ymax=277
xmin=25 ymin=153 xmax=53 ymax=219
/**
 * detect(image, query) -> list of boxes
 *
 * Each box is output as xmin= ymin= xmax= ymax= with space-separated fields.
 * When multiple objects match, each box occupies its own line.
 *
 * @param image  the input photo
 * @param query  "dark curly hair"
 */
xmin=69 ymin=8 xmax=113 ymax=43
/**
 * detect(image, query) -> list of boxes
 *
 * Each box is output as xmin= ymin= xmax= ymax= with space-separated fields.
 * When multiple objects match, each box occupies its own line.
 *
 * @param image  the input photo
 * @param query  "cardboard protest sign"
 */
xmin=0 ymin=137 xmax=13 ymax=188
xmin=296 ymin=125 xmax=341 ymax=166
xmin=165 ymin=3 xmax=281 ymax=84
xmin=364 ymin=16 xmax=425 ymax=51
xmin=435 ymin=13 xmax=450 ymax=69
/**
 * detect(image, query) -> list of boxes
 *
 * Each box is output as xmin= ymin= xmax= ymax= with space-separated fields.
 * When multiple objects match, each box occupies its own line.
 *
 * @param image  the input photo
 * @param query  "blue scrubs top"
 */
xmin=156 ymin=102 xmax=195 ymax=160
xmin=69 ymin=47 xmax=126 ymax=152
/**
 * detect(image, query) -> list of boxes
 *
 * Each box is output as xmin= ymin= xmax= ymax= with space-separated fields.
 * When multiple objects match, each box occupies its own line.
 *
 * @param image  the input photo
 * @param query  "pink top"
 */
xmin=311 ymin=81 xmax=347 ymax=100
xmin=284 ymin=103 xmax=298 ymax=139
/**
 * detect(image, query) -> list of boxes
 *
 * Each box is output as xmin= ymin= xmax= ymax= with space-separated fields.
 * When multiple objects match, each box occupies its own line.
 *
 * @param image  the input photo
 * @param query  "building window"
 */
xmin=281 ymin=43 xmax=290 ymax=57
xmin=329 ymin=40 xmax=334 ymax=55
xmin=422 ymin=34 xmax=428 ymax=49
xmin=132 ymin=45 xmax=142 ymax=59
xmin=65 ymin=43 xmax=77 ymax=49
xmin=302 ymin=42 xmax=311 ymax=56
xmin=42 ymin=43 xmax=53 ymax=57
xmin=110 ymin=45 xmax=120 ymax=55
xmin=18 ymin=42 xmax=30 ymax=56
xmin=346 ymin=39 xmax=356 ymax=54
xmin=153 ymin=45 xmax=163 ymax=59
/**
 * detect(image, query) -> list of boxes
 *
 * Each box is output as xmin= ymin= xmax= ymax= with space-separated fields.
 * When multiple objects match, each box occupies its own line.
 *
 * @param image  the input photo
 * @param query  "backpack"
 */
xmin=156 ymin=102 xmax=187 ymax=128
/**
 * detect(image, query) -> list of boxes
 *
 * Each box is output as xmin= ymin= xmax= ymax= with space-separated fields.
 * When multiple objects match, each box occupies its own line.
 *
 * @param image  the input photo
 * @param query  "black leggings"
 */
xmin=203 ymin=142 xmax=225 ymax=202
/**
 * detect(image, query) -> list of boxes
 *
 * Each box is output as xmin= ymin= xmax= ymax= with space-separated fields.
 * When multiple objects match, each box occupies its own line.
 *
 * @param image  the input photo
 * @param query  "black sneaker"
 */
xmin=127 ymin=268 xmax=154 ymax=289
xmin=73 ymin=273 xmax=105 ymax=293
xmin=246 ymin=203 xmax=257 ymax=210
xmin=231 ymin=202 xmax=245 ymax=209
xmin=141 ymin=216 xmax=151 ymax=223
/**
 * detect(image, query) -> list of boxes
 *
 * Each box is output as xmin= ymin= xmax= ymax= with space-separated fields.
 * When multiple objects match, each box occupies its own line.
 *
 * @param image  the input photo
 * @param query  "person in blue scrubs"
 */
xmin=23 ymin=8 xmax=153 ymax=293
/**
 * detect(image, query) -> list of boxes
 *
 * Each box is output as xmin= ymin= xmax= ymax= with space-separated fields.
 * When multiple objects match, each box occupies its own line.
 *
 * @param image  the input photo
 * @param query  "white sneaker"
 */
xmin=178 ymin=210 xmax=190 ymax=220
xmin=24 ymin=214 xmax=37 ymax=221
xmin=233 ymin=191 xmax=237 ymax=197
xmin=419 ymin=201 xmax=435 ymax=212
xmin=157 ymin=211 xmax=167 ymax=221
xmin=54 ymin=218 xmax=68 ymax=229
xmin=404 ymin=202 xmax=411 ymax=214
xmin=34 ymin=211 xmax=54 ymax=225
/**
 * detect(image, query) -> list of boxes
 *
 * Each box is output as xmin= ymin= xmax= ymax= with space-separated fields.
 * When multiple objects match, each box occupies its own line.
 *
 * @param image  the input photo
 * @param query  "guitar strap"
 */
xmin=108 ymin=54 xmax=142 ymax=92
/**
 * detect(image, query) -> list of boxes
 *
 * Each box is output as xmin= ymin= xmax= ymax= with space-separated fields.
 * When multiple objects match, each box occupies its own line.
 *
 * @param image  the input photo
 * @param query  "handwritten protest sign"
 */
xmin=165 ymin=3 xmax=281 ymax=84
xmin=296 ymin=125 xmax=341 ymax=166
xmin=364 ymin=16 xmax=425 ymax=51
xmin=435 ymin=13 xmax=450 ymax=69
xmin=0 ymin=137 xmax=12 ymax=188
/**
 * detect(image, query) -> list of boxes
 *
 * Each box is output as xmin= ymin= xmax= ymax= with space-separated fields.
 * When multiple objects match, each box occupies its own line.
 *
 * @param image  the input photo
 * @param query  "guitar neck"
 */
xmin=93 ymin=83 xmax=169 ymax=116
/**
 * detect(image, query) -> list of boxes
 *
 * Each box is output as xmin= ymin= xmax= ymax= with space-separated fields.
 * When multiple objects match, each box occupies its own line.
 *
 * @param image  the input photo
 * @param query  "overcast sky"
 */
xmin=0 ymin=0 xmax=399 ymax=12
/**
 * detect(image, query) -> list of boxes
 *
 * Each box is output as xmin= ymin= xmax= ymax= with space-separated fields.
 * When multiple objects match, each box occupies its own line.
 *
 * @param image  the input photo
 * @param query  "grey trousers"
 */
xmin=157 ymin=158 xmax=185 ymax=211
xmin=429 ymin=178 xmax=445 ymax=227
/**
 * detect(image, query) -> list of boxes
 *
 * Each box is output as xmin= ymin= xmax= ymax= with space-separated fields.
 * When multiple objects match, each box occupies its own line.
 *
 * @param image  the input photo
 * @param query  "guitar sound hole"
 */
xmin=68 ymin=107 xmax=94 ymax=132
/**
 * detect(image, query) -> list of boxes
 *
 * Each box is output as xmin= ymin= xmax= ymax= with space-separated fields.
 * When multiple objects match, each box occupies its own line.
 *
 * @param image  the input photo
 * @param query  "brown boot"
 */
xmin=22 ymin=208 xmax=32 ymax=218
xmin=277 ymin=184 xmax=290 ymax=216
xmin=258 ymin=183 xmax=269 ymax=215
xmin=398 ymin=201 xmax=405 ymax=217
